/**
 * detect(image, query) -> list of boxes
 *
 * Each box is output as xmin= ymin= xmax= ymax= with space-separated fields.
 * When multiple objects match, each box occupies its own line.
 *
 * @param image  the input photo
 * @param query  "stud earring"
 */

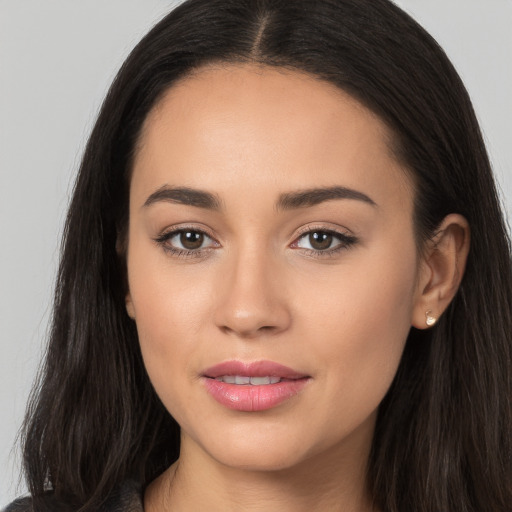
xmin=425 ymin=310 xmax=437 ymax=327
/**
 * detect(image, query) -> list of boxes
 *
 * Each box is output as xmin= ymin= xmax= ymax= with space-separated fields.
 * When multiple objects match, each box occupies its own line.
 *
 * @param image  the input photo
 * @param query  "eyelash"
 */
xmin=291 ymin=226 xmax=358 ymax=258
xmin=154 ymin=226 xmax=358 ymax=260
xmin=154 ymin=226 xmax=219 ymax=259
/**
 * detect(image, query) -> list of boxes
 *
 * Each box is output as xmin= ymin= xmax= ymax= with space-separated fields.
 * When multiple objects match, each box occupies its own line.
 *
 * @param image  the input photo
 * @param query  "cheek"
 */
xmin=125 ymin=240 xmax=214 ymax=397
xmin=294 ymin=244 xmax=418 ymax=416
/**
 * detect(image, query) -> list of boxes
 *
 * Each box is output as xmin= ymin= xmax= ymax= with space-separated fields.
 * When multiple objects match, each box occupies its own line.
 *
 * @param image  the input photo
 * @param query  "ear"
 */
xmin=125 ymin=293 xmax=136 ymax=320
xmin=115 ymin=233 xmax=135 ymax=320
xmin=412 ymin=214 xmax=470 ymax=329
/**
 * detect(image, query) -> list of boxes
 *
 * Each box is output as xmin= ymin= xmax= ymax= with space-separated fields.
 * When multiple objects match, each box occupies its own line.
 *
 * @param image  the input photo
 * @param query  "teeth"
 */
xmin=214 ymin=375 xmax=282 ymax=385
xmin=250 ymin=376 xmax=271 ymax=385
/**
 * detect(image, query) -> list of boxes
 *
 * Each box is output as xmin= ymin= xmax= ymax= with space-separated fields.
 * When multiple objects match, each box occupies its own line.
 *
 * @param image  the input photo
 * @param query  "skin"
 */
xmin=125 ymin=64 xmax=469 ymax=512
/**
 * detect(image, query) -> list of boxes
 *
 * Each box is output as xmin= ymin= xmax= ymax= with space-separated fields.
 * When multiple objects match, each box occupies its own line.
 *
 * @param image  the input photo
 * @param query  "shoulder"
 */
xmin=2 ymin=480 xmax=143 ymax=512
xmin=2 ymin=496 xmax=32 ymax=512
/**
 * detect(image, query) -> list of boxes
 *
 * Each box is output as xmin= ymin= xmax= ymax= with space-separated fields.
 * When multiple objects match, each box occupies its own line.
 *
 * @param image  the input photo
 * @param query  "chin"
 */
xmin=191 ymin=424 xmax=312 ymax=472
xmin=211 ymin=444 xmax=306 ymax=472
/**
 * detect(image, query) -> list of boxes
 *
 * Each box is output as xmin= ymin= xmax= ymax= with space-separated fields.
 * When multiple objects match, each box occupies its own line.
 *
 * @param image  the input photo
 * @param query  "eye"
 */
xmin=155 ymin=228 xmax=219 ymax=256
xmin=297 ymin=231 xmax=339 ymax=251
xmin=292 ymin=229 xmax=357 ymax=255
xmin=169 ymin=230 xmax=210 ymax=250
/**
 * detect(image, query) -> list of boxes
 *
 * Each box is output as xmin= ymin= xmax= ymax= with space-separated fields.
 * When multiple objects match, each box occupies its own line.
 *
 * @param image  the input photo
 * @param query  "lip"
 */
xmin=201 ymin=360 xmax=311 ymax=412
xmin=203 ymin=360 xmax=308 ymax=380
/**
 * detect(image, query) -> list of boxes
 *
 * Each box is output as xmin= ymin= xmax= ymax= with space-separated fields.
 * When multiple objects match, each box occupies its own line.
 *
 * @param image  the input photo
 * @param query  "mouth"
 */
xmin=211 ymin=375 xmax=284 ymax=385
xmin=201 ymin=360 xmax=311 ymax=412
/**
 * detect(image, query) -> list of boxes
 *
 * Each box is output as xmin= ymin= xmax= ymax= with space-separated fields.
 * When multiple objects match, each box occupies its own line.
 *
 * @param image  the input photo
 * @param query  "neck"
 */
xmin=144 ymin=426 xmax=377 ymax=512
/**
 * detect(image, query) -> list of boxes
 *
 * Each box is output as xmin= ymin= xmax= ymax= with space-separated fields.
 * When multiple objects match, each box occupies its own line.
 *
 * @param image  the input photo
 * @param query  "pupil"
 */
xmin=180 ymin=231 xmax=203 ymax=250
xmin=309 ymin=231 xmax=332 ymax=250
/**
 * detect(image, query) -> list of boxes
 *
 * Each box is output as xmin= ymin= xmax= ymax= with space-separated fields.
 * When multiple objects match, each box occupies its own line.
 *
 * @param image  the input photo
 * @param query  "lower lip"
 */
xmin=203 ymin=378 xmax=310 ymax=412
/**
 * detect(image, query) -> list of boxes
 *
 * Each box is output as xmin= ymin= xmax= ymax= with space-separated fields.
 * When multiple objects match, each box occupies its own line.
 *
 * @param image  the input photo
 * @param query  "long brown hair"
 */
xmin=21 ymin=1 xmax=511 ymax=510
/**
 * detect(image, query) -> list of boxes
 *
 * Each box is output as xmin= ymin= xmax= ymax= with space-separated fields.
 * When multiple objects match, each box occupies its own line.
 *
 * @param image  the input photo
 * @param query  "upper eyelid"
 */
xmin=293 ymin=223 xmax=355 ymax=239
xmin=158 ymin=224 xmax=218 ymax=241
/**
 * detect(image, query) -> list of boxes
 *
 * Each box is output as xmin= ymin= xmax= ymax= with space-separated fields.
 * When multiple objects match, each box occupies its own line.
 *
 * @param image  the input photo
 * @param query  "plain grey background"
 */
xmin=1 ymin=0 xmax=511 ymax=503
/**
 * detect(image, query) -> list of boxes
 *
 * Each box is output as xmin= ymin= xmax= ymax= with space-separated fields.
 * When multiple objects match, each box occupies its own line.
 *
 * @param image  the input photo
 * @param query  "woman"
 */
xmin=5 ymin=0 xmax=511 ymax=510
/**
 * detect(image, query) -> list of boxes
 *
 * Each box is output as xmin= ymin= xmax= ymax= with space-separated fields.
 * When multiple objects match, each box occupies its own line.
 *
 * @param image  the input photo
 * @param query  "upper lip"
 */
xmin=202 ymin=360 xmax=309 ymax=379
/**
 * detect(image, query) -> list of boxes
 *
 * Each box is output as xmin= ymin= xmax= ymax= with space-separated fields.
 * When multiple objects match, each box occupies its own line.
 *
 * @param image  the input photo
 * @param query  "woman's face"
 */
xmin=126 ymin=64 xmax=424 ymax=471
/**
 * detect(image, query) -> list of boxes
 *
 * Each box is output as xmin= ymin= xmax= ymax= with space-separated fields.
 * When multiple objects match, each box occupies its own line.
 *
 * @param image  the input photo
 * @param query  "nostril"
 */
xmin=219 ymin=322 xmax=283 ymax=338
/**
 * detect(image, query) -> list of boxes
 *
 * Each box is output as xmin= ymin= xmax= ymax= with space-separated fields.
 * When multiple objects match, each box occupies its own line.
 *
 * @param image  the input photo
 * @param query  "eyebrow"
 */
xmin=143 ymin=186 xmax=222 ymax=210
xmin=143 ymin=185 xmax=376 ymax=211
xmin=277 ymin=186 xmax=376 ymax=210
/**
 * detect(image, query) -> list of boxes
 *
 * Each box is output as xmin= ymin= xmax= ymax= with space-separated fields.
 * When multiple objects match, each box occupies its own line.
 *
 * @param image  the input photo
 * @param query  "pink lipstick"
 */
xmin=202 ymin=360 xmax=310 ymax=412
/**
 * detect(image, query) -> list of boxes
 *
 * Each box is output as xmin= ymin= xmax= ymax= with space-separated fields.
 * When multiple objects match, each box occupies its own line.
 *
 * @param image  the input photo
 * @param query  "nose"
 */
xmin=214 ymin=249 xmax=292 ymax=339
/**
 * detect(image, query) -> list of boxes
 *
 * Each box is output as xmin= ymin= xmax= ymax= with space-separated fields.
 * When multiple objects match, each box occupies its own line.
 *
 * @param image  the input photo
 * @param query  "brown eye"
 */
xmin=180 ymin=231 xmax=204 ymax=250
xmin=294 ymin=229 xmax=357 ymax=254
xmin=159 ymin=229 xmax=217 ymax=253
xmin=308 ymin=231 xmax=333 ymax=250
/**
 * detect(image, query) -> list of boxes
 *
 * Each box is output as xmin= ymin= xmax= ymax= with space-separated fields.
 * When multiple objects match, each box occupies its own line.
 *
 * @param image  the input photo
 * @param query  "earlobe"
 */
xmin=425 ymin=310 xmax=437 ymax=327
xmin=412 ymin=214 xmax=470 ymax=329
xmin=116 ymin=233 xmax=134 ymax=319
xmin=125 ymin=294 xmax=136 ymax=320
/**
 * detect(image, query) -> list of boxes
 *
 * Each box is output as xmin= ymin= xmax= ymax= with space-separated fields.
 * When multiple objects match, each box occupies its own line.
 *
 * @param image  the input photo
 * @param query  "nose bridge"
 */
xmin=214 ymin=240 xmax=291 ymax=337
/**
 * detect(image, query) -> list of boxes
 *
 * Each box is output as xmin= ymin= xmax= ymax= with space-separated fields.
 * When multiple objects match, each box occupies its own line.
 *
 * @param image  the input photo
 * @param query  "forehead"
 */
xmin=132 ymin=63 xmax=412 ymax=211
xmin=140 ymin=63 xmax=393 ymax=153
